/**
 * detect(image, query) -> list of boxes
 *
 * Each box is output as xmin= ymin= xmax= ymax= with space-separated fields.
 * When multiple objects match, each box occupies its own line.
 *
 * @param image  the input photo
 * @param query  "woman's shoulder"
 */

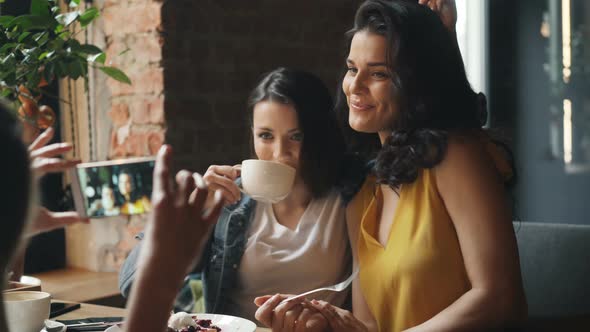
xmin=435 ymin=132 xmax=513 ymax=186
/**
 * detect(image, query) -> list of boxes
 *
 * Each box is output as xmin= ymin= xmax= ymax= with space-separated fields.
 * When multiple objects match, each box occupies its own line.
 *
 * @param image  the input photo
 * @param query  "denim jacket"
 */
xmin=201 ymin=194 xmax=255 ymax=313
xmin=118 ymin=155 xmax=371 ymax=313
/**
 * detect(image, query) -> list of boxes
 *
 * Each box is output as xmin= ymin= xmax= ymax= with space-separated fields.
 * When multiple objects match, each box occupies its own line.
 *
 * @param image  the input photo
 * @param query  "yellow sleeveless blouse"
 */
xmin=355 ymin=140 xmax=512 ymax=332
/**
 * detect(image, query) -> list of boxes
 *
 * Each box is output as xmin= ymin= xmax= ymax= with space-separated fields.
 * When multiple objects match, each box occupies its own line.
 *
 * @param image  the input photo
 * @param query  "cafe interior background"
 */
xmin=2 ymin=0 xmax=589 ymax=314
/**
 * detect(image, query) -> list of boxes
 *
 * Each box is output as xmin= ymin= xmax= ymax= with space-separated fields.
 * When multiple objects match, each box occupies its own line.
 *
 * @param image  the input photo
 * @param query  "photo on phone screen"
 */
xmin=71 ymin=157 xmax=155 ymax=218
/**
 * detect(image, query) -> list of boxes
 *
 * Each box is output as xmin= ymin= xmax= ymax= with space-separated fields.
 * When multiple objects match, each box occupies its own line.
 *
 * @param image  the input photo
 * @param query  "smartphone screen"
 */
xmin=73 ymin=158 xmax=155 ymax=218
xmin=49 ymin=302 xmax=81 ymax=318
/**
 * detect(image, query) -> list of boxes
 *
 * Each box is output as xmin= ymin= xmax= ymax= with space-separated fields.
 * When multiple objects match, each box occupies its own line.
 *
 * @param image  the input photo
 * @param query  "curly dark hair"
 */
xmin=248 ymin=67 xmax=346 ymax=198
xmin=337 ymin=0 xmax=488 ymax=189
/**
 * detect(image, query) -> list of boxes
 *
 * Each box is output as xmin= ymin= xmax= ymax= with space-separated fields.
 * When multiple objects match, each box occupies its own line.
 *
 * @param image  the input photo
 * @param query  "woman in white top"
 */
xmin=202 ymin=67 xmax=361 ymax=328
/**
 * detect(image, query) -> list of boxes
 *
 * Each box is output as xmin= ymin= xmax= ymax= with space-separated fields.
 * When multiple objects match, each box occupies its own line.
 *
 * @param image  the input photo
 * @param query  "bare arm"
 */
xmin=404 ymin=138 xmax=527 ymax=332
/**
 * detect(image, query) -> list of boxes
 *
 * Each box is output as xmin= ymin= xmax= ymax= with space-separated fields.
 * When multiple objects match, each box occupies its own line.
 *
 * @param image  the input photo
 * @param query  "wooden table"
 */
xmin=53 ymin=301 xmax=271 ymax=332
xmin=53 ymin=302 xmax=590 ymax=332
xmin=54 ymin=302 xmax=127 ymax=321
xmin=33 ymin=268 xmax=122 ymax=305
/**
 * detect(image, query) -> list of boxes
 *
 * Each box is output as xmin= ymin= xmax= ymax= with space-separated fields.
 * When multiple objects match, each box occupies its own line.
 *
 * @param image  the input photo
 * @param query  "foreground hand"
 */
xmin=28 ymin=127 xmax=81 ymax=178
xmin=419 ymin=0 xmax=457 ymax=32
xmin=203 ymin=164 xmax=241 ymax=206
xmin=28 ymin=207 xmax=89 ymax=236
xmin=255 ymin=294 xmax=329 ymax=332
xmin=141 ymin=145 xmax=224 ymax=278
xmin=310 ymin=300 xmax=369 ymax=332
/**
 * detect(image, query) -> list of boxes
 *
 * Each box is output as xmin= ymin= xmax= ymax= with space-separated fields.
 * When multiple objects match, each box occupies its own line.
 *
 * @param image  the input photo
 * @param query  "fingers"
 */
xmin=300 ymin=310 xmax=329 ymax=332
xmin=271 ymin=296 xmax=303 ymax=332
xmin=50 ymin=211 xmax=90 ymax=225
xmin=232 ymin=164 xmax=242 ymax=175
xmin=254 ymin=295 xmax=274 ymax=307
xmin=153 ymin=145 xmax=172 ymax=198
xmin=32 ymin=158 xmax=81 ymax=174
xmin=282 ymin=294 xmax=306 ymax=306
xmin=418 ymin=0 xmax=438 ymax=11
xmin=189 ymin=173 xmax=209 ymax=215
xmin=28 ymin=127 xmax=54 ymax=152
xmin=282 ymin=304 xmax=304 ymax=332
xmin=204 ymin=165 xmax=241 ymax=204
xmin=294 ymin=307 xmax=313 ymax=332
xmin=30 ymin=142 xmax=73 ymax=159
xmin=309 ymin=300 xmax=341 ymax=329
xmin=30 ymin=209 xmax=90 ymax=235
xmin=190 ymin=172 xmax=223 ymax=226
xmin=175 ymin=170 xmax=195 ymax=208
xmin=202 ymin=190 xmax=223 ymax=224
xmin=255 ymin=293 xmax=284 ymax=327
xmin=205 ymin=165 xmax=240 ymax=181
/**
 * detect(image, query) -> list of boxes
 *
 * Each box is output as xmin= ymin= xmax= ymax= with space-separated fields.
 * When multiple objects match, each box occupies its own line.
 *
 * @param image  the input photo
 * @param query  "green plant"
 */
xmin=0 ymin=0 xmax=130 ymax=123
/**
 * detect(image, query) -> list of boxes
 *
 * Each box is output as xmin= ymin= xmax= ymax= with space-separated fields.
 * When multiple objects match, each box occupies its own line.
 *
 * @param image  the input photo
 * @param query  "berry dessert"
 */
xmin=167 ymin=312 xmax=222 ymax=332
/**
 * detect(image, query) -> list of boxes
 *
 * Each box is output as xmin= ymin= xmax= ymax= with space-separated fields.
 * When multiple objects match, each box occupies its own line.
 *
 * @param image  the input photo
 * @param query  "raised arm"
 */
xmin=124 ymin=145 xmax=223 ymax=332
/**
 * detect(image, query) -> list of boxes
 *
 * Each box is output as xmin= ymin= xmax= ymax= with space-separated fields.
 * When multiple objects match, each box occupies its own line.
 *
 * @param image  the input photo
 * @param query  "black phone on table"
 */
xmin=49 ymin=302 xmax=81 ymax=318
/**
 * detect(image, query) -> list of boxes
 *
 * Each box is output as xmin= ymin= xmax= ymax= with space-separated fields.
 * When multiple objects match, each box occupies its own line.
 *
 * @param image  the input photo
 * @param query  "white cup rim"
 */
xmin=242 ymin=159 xmax=296 ymax=172
xmin=4 ymin=291 xmax=51 ymax=302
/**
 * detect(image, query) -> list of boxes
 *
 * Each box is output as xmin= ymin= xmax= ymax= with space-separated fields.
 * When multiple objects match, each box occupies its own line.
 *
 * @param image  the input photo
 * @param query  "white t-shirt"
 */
xmin=225 ymin=190 xmax=351 ymax=321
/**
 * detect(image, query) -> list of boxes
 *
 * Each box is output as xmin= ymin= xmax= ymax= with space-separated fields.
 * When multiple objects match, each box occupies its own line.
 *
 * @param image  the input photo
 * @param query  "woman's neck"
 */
xmin=273 ymin=177 xmax=312 ymax=210
xmin=271 ymin=177 xmax=312 ymax=230
xmin=378 ymin=130 xmax=392 ymax=145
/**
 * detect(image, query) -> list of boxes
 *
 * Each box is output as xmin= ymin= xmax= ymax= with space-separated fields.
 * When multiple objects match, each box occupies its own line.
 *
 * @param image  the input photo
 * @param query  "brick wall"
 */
xmin=102 ymin=0 xmax=166 ymax=158
xmin=160 ymin=0 xmax=361 ymax=172
xmin=100 ymin=0 xmax=360 ymax=170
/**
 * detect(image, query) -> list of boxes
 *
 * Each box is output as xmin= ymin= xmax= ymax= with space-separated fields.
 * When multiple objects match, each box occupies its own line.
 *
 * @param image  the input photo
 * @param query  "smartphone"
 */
xmin=70 ymin=157 xmax=155 ymax=218
xmin=49 ymin=302 xmax=81 ymax=318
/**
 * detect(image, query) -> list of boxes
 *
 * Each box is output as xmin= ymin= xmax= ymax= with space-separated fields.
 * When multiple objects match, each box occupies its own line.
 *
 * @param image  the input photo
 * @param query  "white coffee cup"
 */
xmin=240 ymin=159 xmax=296 ymax=203
xmin=4 ymin=291 xmax=51 ymax=332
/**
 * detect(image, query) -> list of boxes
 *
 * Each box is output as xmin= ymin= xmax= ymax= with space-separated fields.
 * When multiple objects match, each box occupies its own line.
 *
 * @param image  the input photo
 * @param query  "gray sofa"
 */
xmin=514 ymin=221 xmax=590 ymax=317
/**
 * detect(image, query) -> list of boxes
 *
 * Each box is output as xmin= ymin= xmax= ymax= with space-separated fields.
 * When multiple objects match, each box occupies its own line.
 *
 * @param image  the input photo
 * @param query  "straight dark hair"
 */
xmin=0 ymin=100 xmax=31 ymax=268
xmin=248 ymin=67 xmax=346 ymax=198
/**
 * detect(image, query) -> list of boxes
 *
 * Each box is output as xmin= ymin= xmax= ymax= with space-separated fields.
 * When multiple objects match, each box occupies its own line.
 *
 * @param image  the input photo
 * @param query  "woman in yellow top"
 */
xmin=255 ymin=0 xmax=527 ymax=331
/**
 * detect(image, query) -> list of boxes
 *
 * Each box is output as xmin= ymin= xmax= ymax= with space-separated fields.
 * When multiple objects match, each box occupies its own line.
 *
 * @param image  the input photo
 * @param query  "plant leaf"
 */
xmin=0 ymin=43 xmax=17 ymax=54
xmin=0 ymin=16 xmax=15 ymax=27
xmin=69 ymin=0 xmax=80 ymax=8
xmin=38 ymin=50 xmax=55 ymax=60
xmin=17 ymin=32 xmax=32 ymax=43
xmin=87 ymin=52 xmax=106 ymax=64
xmin=54 ymin=60 xmax=67 ymax=77
xmin=55 ymin=11 xmax=79 ymax=27
xmin=30 ymin=0 xmax=51 ymax=17
xmin=79 ymin=44 xmax=102 ymax=54
xmin=99 ymin=66 xmax=132 ymax=84
xmin=66 ymin=58 xmax=83 ymax=79
xmin=78 ymin=7 xmax=99 ymax=27
xmin=0 ymin=89 xmax=12 ymax=98
xmin=9 ymin=15 xmax=56 ymax=31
